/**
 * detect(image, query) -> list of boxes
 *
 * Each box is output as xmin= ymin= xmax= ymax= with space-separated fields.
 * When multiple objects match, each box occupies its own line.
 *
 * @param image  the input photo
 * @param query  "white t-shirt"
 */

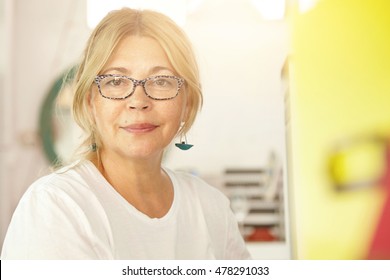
xmin=1 ymin=160 xmax=251 ymax=259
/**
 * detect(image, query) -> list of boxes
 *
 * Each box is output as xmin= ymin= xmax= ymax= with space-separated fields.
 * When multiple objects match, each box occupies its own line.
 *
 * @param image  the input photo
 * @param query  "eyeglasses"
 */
xmin=94 ymin=74 xmax=184 ymax=100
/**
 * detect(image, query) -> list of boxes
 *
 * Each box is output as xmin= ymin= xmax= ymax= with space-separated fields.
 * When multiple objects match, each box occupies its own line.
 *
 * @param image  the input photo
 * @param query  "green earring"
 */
xmin=175 ymin=135 xmax=193 ymax=150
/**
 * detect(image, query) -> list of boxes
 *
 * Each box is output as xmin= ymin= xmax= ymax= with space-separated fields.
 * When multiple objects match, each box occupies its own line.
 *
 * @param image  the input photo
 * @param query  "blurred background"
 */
xmin=0 ymin=0 xmax=389 ymax=259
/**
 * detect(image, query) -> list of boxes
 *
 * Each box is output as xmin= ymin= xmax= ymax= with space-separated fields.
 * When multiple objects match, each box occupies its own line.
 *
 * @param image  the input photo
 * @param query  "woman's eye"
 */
xmin=108 ymin=77 xmax=123 ymax=86
xmin=155 ymin=79 xmax=168 ymax=86
xmin=154 ymin=78 xmax=174 ymax=88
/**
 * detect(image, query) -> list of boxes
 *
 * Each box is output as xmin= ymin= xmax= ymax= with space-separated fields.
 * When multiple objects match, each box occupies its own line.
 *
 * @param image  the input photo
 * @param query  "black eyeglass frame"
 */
xmin=94 ymin=74 xmax=185 ymax=101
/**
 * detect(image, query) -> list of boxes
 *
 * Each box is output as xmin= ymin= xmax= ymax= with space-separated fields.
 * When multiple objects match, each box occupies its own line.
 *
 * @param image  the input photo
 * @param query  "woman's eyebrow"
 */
xmin=101 ymin=66 xmax=175 ymax=75
xmin=101 ymin=67 xmax=129 ymax=74
xmin=149 ymin=66 xmax=174 ymax=74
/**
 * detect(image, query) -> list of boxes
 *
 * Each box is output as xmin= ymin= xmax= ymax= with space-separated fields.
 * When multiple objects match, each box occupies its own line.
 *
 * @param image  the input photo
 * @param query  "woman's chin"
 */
xmin=120 ymin=145 xmax=164 ymax=161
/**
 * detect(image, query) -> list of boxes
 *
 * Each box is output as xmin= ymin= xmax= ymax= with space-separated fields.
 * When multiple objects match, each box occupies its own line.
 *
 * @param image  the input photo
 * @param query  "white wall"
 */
xmin=0 ymin=0 xmax=7 ymax=254
xmin=0 ymin=0 xmax=289 ymax=252
xmin=0 ymin=0 xmax=91 ymax=249
xmin=165 ymin=0 xmax=289 ymax=178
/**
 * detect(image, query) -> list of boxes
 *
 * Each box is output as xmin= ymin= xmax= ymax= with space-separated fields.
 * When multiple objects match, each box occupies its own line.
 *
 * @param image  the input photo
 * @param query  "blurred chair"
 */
xmin=225 ymin=152 xmax=285 ymax=241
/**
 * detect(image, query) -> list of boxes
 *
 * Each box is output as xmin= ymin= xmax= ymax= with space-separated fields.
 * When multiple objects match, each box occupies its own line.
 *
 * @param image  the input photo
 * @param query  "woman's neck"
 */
xmin=91 ymin=150 xmax=173 ymax=218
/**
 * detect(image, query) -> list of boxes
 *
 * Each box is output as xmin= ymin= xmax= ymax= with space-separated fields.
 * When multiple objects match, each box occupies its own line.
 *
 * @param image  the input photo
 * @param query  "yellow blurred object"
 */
xmin=329 ymin=137 xmax=387 ymax=190
xmin=288 ymin=0 xmax=390 ymax=259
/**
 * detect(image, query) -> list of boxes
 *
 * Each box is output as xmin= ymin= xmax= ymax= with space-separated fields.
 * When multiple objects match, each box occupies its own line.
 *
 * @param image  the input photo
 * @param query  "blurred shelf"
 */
xmin=244 ymin=213 xmax=280 ymax=225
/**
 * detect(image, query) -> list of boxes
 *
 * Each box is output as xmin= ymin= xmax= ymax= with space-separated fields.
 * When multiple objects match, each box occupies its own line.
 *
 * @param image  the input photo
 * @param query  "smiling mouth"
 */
xmin=121 ymin=123 xmax=159 ymax=134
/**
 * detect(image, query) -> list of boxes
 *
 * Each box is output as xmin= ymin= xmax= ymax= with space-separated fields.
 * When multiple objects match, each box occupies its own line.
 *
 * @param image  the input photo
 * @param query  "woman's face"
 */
xmin=90 ymin=36 xmax=187 ymax=161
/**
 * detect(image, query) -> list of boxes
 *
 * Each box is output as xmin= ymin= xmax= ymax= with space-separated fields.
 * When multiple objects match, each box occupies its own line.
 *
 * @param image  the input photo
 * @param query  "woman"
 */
xmin=1 ymin=8 xmax=250 ymax=259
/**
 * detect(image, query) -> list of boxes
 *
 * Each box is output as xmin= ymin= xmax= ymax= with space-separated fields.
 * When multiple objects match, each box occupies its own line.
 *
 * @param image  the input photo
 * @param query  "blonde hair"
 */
xmin=72 ymin=8 xmax=202 ymax=161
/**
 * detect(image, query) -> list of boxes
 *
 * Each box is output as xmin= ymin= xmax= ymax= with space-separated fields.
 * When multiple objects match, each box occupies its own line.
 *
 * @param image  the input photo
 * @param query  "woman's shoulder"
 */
xmin=24 ymin=160 xmax=95 ymax=199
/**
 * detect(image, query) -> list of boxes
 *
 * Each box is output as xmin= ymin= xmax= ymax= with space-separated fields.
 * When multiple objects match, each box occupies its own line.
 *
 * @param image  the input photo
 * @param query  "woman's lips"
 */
xmin=121 ymin=123 xmax=158 ymax=134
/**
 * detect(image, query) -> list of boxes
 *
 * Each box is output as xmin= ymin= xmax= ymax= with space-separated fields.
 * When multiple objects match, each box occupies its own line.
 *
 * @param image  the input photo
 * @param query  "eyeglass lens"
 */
xmin=98 ymin=75 xmax=181 ymax=100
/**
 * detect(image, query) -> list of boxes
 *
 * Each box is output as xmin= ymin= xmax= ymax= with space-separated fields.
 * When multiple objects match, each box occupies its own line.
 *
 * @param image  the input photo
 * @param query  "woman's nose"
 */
xmin=127 ymin=85 xmax=151 ymax=110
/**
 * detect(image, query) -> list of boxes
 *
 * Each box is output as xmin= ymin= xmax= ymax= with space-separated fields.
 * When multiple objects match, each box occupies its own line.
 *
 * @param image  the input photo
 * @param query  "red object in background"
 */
xmin=246 ymin=227 xmax=277 ymax=242
xmin=367 ymin=144 xmax=390 ymax=259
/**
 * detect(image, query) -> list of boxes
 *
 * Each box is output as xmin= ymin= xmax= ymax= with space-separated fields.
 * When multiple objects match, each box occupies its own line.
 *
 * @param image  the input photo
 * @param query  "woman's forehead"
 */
xmin=101 ymin=36 xmax=175 ymax=75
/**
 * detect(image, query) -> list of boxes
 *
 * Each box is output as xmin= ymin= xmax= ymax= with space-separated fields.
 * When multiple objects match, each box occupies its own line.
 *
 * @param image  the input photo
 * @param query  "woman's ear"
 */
xmin=183 ymin=104 xmax=190 ymax=124
xmin=86 ymin=88 xmax=97 ymax=127
xmin=87 ymin=88 xmax=98 ymax=115
xmin=87 ymin=88 xmax=94 ymax=108
xmin=181 ymin=88 xmax=191 ymax=124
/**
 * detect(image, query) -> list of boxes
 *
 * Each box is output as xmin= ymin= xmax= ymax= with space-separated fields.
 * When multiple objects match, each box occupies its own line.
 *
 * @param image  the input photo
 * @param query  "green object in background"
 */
xmin=38 ymin=67 xmax=76 ymax=165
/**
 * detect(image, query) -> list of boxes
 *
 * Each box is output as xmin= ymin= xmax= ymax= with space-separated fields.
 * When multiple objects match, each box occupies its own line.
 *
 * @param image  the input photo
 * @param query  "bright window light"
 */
xmin=87 ymin=0 xmax=187 ymax=28
xmin=298 ymin=0 xmax=320 ymax=13
xmin=251 ymin=0 xmax=286 ymax=20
